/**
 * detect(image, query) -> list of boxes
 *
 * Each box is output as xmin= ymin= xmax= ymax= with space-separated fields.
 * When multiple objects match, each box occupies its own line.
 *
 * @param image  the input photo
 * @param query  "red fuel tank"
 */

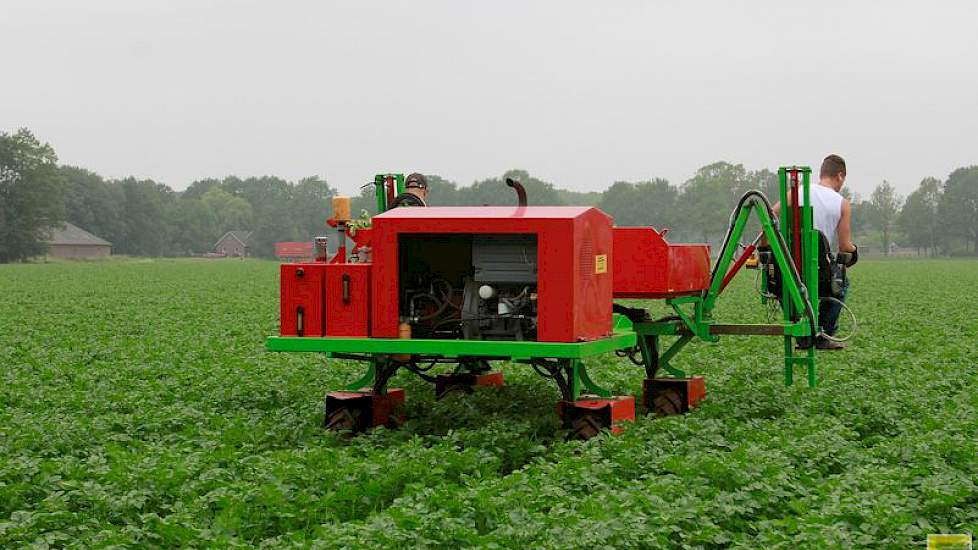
xmin=280 ymin=263 xmax=326 ymax=336
xmin=325 ymin=263 xmax=371 ymax=337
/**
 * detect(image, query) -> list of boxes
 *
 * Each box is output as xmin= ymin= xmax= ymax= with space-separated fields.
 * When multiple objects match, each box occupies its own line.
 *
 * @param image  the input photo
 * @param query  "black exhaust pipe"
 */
xmin=505 ymin=178 xmax=527 ymax=207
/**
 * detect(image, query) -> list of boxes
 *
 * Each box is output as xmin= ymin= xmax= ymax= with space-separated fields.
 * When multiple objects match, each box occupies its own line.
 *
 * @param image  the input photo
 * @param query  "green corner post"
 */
xmin=778 ymin=166 xmax=819 ymax=387
xmin=372 ymin=174 xmax=406 ymax=214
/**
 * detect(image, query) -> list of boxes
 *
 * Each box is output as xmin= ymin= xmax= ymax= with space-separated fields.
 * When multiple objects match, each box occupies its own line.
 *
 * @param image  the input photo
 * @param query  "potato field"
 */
xmin=1 ymin=259 xmax=976 ymax=548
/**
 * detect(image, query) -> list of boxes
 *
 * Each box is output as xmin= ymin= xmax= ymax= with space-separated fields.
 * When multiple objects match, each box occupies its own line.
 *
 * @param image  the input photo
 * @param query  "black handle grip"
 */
xmin=342 ymin=274 xmax=351 ymax=304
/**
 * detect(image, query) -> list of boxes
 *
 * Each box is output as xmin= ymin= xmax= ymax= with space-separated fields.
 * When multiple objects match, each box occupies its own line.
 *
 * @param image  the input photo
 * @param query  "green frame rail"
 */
xmin=266 ymin=331 xmax=636 ymax=360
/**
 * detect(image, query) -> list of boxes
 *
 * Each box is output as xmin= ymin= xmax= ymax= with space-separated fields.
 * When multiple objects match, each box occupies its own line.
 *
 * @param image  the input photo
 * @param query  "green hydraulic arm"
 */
xmin=628 ymin=166 xmax=820 ymax=387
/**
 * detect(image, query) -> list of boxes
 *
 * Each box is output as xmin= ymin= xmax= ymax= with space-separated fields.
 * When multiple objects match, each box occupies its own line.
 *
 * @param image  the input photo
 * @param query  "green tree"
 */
xmin=848 ymin=193 xmax=874 ymax=235
xmin=598 ymin=179 xmax=676 ymax=228
xmin=676 ymin=162 xmax=751 ymax=242
xmin=293 ymin=176 xmax=336 ymax=238
xmin=201 ymin=187 xmax=253 ymax=232
xmin=557 ymin=188 xmax=602 ymax=206
xmin=869 ymin=180 xmax=902 ymax=256
xmin=221 ymin=175 xmax=296 ymax=257
xmin=0 ymin=129 xmax=64 ymax=262
xmin=350 ymin=184 xmax=379 ymax=218
xmin=746 ymin=168 xmax=778 ymax=199
xmin=116 ymin=177 xmax=173 ymax=256
xmin=423 ymin=175 xmax=461 ymax=206
xmin=61 ymin=165 xmax=125 ymax=246
xmin=458 ymin=170 xmax=564 ymax=207
xmin=939 ymin=166 xmax=978 ymax=256
xmin=181 ymin=178 xmax=222 ymax=200
xmin=898 ymin=177 xmax=942 ymax=255
xmin=165 ymin=198 xmax=218 ymax=255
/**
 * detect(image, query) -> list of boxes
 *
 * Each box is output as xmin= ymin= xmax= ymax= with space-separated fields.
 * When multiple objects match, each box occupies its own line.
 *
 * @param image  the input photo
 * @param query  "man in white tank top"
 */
xmin=812 ymin=155 xmax=858 ymax=348
xmin=811 ymin=155 xmax=856 ymax=257
xmin=771 ymin=155 xmax=858 ymax=349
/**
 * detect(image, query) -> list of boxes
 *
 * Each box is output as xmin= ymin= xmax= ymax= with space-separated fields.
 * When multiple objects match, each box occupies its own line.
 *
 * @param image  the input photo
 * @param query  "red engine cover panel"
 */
xmin=280 ymin=263 xmax=326 ymax=336
xmin=612 ymin=227 xmax=711 ymax=299
xmin=326 ymin=263 xmax=371 ymax=337
xmin=370 ymin=206 xmax=613 ymax=343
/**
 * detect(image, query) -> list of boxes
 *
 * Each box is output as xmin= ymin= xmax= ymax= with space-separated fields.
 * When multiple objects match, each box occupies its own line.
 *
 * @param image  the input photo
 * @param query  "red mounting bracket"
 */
xmin=557 ymin=395 xmax=635 ymax=439
xmin=643 ymin=376 xmax=705 ymax=416
xmin=324 ymin=389 xmax=405 ymax=432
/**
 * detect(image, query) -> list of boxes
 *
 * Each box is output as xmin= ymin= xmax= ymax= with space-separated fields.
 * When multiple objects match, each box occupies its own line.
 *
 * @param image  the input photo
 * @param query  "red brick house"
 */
xmin=45 ymin=223 xmax=112 ymax=259
xmin=214 ymin=231 xmax=253 ymax=257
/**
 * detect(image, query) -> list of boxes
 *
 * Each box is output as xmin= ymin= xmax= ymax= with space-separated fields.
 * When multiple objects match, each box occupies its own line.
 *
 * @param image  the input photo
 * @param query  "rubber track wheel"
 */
xmin=652 ymin=388 xmax=685 ymax=417
xmin=569 ymin=413 xmax=605 ymax=440
xmin=325 ymin=407 xmax=361 ymax=432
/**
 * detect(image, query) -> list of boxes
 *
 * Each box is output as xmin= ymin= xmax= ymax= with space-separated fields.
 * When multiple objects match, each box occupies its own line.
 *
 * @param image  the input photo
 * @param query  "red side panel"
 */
xmin=570 ymin=208 xmax=614 ymax=341
xmin=369 ymin=206 xmax=613 ymax=343
xmin=612 ymin=227 xmax=711 ymax=299
xmin=326 ymin=263 xmax=371 ymax=337
xmin=280 ymin=263 xmax=326 ymax=336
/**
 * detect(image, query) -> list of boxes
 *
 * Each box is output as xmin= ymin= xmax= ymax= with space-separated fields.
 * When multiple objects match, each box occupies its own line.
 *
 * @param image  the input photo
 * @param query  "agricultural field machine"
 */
xmin=266 ymin=167 xmax=828 ymax=439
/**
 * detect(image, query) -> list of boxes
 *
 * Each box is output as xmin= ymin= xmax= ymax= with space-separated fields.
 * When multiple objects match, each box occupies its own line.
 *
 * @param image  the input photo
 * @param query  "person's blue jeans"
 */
xmin=819 ymin=277 xmax=850 ymax=336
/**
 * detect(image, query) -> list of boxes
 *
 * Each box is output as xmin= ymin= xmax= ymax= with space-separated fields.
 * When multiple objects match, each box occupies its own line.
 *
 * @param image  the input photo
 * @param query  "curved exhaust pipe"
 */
xmin=505 ymin=177 xmax=528 ymax=207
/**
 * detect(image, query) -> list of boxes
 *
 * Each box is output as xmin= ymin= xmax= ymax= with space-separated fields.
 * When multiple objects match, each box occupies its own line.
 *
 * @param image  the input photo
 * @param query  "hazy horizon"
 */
xmin=3 ymin=1 xmax=976 ymax=198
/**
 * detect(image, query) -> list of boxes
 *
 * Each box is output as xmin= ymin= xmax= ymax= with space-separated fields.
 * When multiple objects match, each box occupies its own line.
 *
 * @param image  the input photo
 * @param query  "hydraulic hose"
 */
xmin=708 ymin=190 xmax=818 ymax=342
xmin=817 ymin=296 xmax=858 ymax=342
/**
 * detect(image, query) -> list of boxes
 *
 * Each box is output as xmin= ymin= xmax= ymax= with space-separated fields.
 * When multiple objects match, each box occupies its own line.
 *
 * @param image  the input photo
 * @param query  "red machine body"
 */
xmin=280 ymin=263 xmax=327 ymax=336
xmin=325 ymin=263 xmax=371 ymax=337
xmin=370 ymin=206 xmax=614 ymax=343
xmin=279 ymin=207 xmax=711 ymax=342
xmin=611 ymin=227 xmax=711 ymax=299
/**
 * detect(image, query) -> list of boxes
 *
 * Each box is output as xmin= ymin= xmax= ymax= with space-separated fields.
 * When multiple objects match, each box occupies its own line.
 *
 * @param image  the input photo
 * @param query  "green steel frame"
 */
xmin=372 ymin=173 xmax=405 ymax=213
xmin=267 ymin=165 xmax=822 ymax=400
xmin=266 ymin=330 xmax=636 ymax=360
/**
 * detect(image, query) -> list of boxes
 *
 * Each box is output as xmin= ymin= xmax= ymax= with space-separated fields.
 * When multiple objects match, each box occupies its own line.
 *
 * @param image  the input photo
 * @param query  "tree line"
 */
xmin=2 ymin=128 xmax=977 ymax=262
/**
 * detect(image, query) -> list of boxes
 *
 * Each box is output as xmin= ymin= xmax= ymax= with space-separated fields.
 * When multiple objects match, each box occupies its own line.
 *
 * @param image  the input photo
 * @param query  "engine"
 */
xmin=460 ymin=235 xmax=538 ymax=340
xmin=397 ymin=234 xmax=538 ymax=341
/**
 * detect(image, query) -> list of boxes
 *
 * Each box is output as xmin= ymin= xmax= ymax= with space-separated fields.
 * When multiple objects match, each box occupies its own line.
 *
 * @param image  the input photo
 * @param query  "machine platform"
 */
xmin=266 ymin=330 xmax=637 ymax=360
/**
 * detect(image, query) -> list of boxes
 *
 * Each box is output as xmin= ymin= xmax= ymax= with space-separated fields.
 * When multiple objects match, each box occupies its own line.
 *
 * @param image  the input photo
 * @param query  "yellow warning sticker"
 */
xmin=927 ymin=534 xmax=972 ymax=550
xmin=595 ymin=254 xmax=607 ymax=274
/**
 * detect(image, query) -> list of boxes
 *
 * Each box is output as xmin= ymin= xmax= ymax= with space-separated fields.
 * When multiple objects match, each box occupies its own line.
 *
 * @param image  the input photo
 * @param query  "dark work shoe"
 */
xmin=796 ymin=337 xmax=812 ymax=350
xmin=816 ymin=337 xmax=846 ymax=350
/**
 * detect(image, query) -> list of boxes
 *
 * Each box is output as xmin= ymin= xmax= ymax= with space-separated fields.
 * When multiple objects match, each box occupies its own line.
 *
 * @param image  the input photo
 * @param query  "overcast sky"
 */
xmin=2 ymin=1 xmax=976 ymax=198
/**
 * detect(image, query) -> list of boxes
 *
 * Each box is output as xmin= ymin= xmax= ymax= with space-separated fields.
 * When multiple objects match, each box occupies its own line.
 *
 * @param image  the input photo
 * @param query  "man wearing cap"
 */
xmin=390 ymin=172 xmax=429 ymax=207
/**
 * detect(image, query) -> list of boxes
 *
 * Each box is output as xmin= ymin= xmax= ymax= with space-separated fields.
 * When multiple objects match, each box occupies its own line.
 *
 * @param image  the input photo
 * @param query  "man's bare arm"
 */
xmin=836 ymin=199 xmax=856 ymax=253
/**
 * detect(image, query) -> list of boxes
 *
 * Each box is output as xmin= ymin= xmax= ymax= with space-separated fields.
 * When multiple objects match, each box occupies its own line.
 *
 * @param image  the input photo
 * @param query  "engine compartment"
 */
xmin=398 ymin=233 xmax=539 ymax=341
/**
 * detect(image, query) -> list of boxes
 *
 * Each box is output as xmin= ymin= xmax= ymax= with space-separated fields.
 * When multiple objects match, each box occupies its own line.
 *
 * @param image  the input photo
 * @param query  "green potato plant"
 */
xmin=0 ymin=259 xmax=975 ymax=548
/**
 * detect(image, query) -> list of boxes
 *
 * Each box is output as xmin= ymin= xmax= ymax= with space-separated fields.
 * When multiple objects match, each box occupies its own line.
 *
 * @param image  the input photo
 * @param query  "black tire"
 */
xmin=325 ymin=406 xmax=361 ymax=432
xmin=652 ymin=388 xmax=685 ymax=417
xmin=569 ymin=413 xmax=606 ymax=440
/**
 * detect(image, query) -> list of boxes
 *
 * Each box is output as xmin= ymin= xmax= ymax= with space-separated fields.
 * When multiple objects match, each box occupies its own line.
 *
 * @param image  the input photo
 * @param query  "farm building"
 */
xmin=214 ymin=231 xmax=254 ymax=257
xmin=45 ymin=223 xmax=112 ymax=259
